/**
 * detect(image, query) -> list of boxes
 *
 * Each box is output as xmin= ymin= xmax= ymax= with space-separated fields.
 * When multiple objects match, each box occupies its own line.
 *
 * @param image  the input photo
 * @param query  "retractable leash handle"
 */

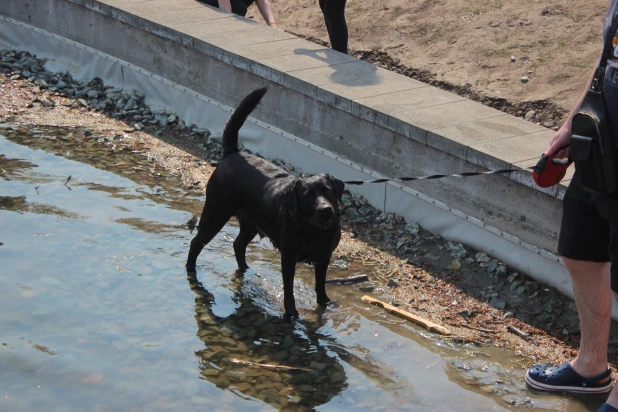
xmin=532 ymin=147 xmax=573 ymax=188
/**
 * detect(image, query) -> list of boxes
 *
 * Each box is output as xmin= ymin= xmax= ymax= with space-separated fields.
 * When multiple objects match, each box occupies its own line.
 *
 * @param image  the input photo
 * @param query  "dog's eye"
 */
xmin=300 ymin=189 xmax=315 ymax=202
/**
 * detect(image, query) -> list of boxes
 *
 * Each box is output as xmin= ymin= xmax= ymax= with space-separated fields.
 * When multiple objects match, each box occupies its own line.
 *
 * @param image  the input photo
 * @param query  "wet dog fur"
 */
xmin=186 ymin=87 xmax=344 ymax=318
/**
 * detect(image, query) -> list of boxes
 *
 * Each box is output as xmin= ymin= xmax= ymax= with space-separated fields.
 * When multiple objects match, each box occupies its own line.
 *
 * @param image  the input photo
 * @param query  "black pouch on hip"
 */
xmin=570 ymin=15 xmax=618 ymax=195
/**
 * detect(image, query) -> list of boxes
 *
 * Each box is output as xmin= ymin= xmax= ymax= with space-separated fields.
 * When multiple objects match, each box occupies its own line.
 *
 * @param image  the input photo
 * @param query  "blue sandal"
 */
xmin=526 ymin=362 xmax=613 ymax=394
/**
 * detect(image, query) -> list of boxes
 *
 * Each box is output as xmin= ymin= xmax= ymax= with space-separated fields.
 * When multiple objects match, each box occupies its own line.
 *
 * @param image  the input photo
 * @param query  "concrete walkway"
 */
xmin=116 ymin=0 xmax=570 ymax=188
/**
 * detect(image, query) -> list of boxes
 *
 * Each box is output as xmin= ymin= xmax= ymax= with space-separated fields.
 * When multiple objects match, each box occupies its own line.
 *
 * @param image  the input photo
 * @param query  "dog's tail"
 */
xmin=222 ymin=87 xmax=268 ymax=157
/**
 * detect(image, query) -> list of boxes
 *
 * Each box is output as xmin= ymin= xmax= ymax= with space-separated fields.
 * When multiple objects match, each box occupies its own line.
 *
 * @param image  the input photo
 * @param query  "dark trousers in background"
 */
xmin=318 ymin=0 xmax=348 ymax=54
xmin=197 ymin=0 xmax=251 ymax=17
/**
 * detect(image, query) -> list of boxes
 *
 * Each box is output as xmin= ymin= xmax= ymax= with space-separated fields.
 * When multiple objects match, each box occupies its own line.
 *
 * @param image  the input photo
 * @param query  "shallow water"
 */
xmin=0 ymin=125 xmax=601 ymax=411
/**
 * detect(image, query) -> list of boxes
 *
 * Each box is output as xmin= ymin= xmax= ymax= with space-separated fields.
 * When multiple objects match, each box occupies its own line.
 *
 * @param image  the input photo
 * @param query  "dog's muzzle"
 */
xmin=316 ymin=204 xmax=335 ymax=228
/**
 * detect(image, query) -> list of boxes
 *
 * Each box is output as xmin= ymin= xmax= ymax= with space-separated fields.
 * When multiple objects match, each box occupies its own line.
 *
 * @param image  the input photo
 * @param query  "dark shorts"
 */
xmin=558 ymin=173 xmax=618 ymax=290
xmin=197 ymin=0 xmax=254 ymax=16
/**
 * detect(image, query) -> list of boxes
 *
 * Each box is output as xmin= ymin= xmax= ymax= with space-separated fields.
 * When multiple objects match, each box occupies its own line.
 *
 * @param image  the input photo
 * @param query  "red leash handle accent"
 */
xmin=532 ymin=148 xmax=572 ymax=188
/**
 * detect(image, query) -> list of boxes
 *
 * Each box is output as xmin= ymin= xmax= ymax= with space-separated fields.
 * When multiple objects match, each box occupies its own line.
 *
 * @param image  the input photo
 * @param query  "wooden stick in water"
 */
xmin=229 ymin=358 xmax=312 ymax=372
xmin=325 ymin=274 xmax=369 ymax=285
xmin=361 ymin=295 xmax=452 ymax=335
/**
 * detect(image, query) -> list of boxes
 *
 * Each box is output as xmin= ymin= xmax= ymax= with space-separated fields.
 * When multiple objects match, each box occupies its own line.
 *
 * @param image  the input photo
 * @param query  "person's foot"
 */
xmin=526 ymin=361 xmax=613 ymax=393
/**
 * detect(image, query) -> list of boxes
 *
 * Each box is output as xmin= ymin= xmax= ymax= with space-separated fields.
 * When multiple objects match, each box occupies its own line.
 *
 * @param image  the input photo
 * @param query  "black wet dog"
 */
xmin=186 ymin=87 xmax=344 ymax=319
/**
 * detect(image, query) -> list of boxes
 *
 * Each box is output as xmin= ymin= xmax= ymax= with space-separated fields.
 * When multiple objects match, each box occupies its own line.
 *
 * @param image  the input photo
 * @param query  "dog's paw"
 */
xmin=318 ymin=299 xmax=339 ymax=312
xmin=316 ymin=295 xmax=332 ymax=306
xmin=327 ymin=300 xmax=339 ymax=309
xmin=283 ymin=310 xmax=300 ymax=321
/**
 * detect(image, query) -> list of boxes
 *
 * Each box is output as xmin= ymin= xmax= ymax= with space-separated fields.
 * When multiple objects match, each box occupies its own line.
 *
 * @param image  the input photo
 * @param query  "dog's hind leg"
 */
xmin=186 ymin=208 xmax=232 ymax=271
xmin=233 ymin=214 xmax=258 ymax=270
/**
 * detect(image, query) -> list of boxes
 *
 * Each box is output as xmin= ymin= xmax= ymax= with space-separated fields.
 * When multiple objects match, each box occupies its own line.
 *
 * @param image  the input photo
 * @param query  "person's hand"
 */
xmin=546 ymin=124 xmax=572 ymax=159
xmin=268 ymin=21 xmax=277 ymax=28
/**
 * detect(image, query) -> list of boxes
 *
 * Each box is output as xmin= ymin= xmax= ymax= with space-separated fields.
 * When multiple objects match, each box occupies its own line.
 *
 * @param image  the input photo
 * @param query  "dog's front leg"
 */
xmin=281 ymin=253 xmax=299 ymax=319
xmin=314 ymin=260 xmax=331 ymax=306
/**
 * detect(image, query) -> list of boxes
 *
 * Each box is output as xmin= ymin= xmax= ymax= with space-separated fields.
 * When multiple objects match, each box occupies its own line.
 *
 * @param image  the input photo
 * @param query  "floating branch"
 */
xmin=229 ymin=358 xmax=312 ymax=372
xmin=325 ymin=274 xmax=368 ymax=285
xmin=361 ymin=295 xmax=451 ymax=335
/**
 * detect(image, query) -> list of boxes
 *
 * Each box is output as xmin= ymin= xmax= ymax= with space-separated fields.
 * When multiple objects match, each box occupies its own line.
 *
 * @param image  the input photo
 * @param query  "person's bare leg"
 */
xmin=565 ymin=257 xmax=612 ymax=381
xmin=599 ymin=293 xmax=618 ymax=410
xmin=605 ymin=387 xmax=618 ymax=409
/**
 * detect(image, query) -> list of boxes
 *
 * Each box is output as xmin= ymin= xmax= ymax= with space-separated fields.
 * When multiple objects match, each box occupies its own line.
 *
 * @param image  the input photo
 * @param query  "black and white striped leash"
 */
xmin=343 ymin=166 xmax=536 ymax=185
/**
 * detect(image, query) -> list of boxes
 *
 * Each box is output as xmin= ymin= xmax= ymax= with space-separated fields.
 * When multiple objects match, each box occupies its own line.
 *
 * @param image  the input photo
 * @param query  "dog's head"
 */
xmin=287 ymin=174 xmax=344 ymax=229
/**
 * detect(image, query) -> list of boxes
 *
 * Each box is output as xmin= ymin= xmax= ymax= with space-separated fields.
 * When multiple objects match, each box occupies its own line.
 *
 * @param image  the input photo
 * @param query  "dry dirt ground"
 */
xmin=248 ymin=0 xmax=611 ymax=126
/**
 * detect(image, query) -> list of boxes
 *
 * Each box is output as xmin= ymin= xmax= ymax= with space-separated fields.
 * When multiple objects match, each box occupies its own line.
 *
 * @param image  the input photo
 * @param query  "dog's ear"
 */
xmin=328 ymin=175 xmax=345 ymax=201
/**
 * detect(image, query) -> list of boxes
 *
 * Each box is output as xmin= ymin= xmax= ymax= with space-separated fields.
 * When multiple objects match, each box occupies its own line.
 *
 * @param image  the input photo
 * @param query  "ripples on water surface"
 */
xmin=0 ymin=125 xmax=598 ymax=411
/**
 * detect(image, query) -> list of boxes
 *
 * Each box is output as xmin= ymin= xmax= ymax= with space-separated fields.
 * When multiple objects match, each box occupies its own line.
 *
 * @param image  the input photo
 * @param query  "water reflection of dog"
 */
xmin=186 ymin=270 xmax=348 ymax=410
